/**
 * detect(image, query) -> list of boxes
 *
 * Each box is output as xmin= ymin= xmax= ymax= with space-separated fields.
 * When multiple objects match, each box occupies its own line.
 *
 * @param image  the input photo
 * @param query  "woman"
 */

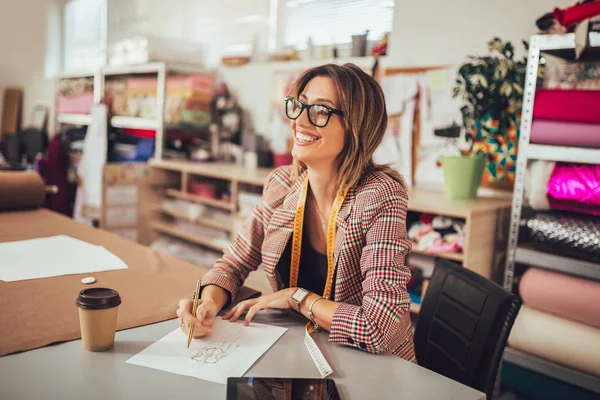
xmin=176 ymin=63 xmax=415 ymax=361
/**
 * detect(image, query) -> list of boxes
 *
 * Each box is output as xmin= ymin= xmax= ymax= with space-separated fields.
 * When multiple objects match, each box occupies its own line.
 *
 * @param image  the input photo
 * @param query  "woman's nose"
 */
xmin=297 ymin=106 xmax=312 ymax=127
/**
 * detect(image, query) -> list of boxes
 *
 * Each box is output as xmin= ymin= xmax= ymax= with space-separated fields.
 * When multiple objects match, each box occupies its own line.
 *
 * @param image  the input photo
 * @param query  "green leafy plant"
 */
xmin=452 ymin=38 xmax=543 ymax=145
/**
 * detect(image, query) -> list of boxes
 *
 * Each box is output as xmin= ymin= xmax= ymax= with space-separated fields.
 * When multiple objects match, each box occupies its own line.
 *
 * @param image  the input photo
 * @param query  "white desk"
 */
xmin=0 ymin=310 xmax=485 ymax=400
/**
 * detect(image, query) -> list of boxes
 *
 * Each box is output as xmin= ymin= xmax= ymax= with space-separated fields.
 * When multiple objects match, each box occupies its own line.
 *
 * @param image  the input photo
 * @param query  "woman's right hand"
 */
xmin=176 ymin=298 xmax=218 ymax=338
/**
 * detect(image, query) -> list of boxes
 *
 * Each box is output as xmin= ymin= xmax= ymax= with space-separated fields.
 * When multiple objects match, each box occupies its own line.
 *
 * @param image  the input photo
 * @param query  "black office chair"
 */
xmin=414 ymin=258 xmax=521 ymax=399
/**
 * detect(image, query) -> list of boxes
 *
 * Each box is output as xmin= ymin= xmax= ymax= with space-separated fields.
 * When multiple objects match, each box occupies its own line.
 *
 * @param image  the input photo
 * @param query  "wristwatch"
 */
xmin=290 ymin=288 xmax=309 ymax=312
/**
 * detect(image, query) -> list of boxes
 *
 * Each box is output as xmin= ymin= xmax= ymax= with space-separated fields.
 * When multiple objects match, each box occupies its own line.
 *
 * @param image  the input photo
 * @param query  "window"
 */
xmin=282 ymin=0 xmax=395 ymax=50
xmin=63 ymin=0 xmax=107 ymax=72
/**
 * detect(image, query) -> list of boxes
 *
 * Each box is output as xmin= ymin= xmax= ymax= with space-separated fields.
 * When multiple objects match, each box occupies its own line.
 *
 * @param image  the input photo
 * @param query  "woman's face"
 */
xmin=290 ymin=76 xmax=345 ymax=167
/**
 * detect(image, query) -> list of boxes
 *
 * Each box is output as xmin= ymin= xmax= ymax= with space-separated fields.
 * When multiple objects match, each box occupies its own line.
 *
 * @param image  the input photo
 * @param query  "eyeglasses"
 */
xmin=284 ymin=96 xmax=344 ymax=128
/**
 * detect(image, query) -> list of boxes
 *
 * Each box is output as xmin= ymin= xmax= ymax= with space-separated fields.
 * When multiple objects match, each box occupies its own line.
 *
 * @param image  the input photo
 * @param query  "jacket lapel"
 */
xmin=333 ymin=185 xmax=354 ymax=268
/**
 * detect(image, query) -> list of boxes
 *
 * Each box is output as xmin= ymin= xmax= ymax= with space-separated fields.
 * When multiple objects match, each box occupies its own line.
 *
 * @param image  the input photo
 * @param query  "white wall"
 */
xmin=387 ymin=0 xmax=573 ymax=66
xmin=0 ymin=0 xmax=64 ymax=134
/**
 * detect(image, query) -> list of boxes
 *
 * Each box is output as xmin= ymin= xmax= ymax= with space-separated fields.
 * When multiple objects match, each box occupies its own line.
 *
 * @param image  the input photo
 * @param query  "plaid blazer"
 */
xmin=201 ymin=166 xmax=416 ymax=361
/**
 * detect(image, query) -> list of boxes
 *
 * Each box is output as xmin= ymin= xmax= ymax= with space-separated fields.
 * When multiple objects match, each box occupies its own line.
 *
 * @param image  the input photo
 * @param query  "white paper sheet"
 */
xmin=0 ymin=235 xmax=128 ymax=282
xmin=126 ymin=319 xmax=288 ymax=384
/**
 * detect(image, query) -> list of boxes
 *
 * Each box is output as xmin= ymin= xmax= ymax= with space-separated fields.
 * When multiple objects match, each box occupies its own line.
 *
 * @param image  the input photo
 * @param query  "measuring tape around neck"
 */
xmin=290 ymin=174 xmax=347 ymax=379
xmin=290 ymin=174 xmax=348 ymax=305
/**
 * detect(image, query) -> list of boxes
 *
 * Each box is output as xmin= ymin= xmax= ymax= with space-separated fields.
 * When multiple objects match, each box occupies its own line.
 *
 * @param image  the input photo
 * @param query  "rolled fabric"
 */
xmin=524 ymin=160 xmax=554 ymax=211
xmin=533 ymin=89 xmax=600 ymax=124
xmin=524 ymin=211 xmax=600 ymax=263
xmin=530 ymin=120 xmax=600 ymax=148
xmin=519 ymin=268 xmax=600 ymax=328
xmin=0 ymin=171 xmax=46 ymax=211
xmin=508 ymin=305 xmax=600 ymax=377
xmin=547 ymin=163 xmax=600 ymax=217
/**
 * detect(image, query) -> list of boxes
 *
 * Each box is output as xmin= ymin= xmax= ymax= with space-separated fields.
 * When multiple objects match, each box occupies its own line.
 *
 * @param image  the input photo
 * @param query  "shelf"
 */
xmin=165 ymin=189 xmax=235 ymax=211
xmin=158 ymin=207 xmax=233 ymax=233
xmin=150 ymin=221 xmax=228 ymax=252
xmin=503 ymin=347 xmax=600 ymax=394
xmin=111 ymin=116 xmax=158 ymax=130
xmin=538 ymin=32 xmax=600 ymax=61
xmin=57 ymin=114 xmax=92 ymax=125
xmin=406 ymin=188 xmax=512 ymax=219
xmin=527 ymin=144 xmax=600 ymax=165
xmin=102 ymin=62 xmax=208 ymax=76
xmin=150 ymin=159 xmax=272 ymax=186
xmin=515 ymin=245 xmax=600 ymax=282
xmin=150 ymin=160 xmax=514 ymax=217
xmin=410 ymin=241 xmax=464 ymax=262
xmin=57 ymin=70 xmax=96 ymax=79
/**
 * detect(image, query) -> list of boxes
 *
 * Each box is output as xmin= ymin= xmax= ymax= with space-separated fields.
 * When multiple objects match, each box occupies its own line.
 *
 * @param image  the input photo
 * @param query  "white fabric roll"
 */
xmin=508 ymin=305 xmax=600 ymax=377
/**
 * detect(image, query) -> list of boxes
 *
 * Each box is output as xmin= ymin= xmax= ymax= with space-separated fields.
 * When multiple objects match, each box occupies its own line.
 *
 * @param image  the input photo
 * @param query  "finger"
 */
xmin=222 ymin=305 xmax=238 ymax=320
xmin=192 ymin=325 xmax=214 ymax=338
xmin=244 ymin=304 xmax=262 ymax=326
xmin=179 ymin=298 xmax=192 ymax=312
xmin=196 ymin=304 xmax=208 ymax=322
xmin=176 ymin=308 xmax=182 ymax=318
xmin=229 ymin=302 xmax=251 ymax=322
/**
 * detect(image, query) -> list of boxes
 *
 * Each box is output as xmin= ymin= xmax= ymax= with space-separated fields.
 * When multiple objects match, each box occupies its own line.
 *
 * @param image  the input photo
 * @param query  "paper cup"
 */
xmin=76 ymin=288 xmax=121 ymax=352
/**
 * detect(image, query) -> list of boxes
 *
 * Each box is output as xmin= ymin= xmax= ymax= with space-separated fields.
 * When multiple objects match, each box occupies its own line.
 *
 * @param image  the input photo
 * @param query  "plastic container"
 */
xmin=442 ymin=155 xmax=485 ymax=200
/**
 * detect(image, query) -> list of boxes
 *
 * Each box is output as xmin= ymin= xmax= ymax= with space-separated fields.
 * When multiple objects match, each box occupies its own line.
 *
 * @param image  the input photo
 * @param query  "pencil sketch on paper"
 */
xmin=191 ymin=328 xmax=242 ymax=365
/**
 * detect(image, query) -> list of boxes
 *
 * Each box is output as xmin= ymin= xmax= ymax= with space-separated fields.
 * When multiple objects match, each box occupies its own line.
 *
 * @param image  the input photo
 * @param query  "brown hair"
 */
xmin=287 ymin=63 xmax=407 ymax=192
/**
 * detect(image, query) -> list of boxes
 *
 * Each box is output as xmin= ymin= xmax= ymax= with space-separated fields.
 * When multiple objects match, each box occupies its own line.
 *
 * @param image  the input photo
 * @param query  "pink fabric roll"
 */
xmin=547 ymin=163 xmax=600 ymax=216
xmin=533 ymin=89 xmax=600 ymax=124
xmin=519 ymin=268 xmax=600 ymax=328
xmin=530 ymin=120 xmax=600 ymax=148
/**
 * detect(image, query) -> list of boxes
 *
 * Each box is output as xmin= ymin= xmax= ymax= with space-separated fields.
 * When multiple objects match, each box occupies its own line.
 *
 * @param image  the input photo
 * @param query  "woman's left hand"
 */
xmin=222 ymin=288 xmax=296 ymax=326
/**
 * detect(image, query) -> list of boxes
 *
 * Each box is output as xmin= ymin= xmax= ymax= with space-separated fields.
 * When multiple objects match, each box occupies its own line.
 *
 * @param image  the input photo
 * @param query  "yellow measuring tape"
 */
xmin=290 ymin=174 xmax=348 ymax=332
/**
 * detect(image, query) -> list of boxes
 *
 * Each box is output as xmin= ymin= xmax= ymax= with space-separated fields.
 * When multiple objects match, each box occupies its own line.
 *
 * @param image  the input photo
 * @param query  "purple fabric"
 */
xmin=39 ymin=134 xmax=71 ymax=216
xmin=531 ymin=120 xmax=600 ymax=148
xmin=547 ymin=163 xmax=600 ymax=216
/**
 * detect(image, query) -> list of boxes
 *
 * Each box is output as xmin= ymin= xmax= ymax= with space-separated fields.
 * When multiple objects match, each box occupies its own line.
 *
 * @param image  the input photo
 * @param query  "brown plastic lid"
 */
xmin=76 ymin=288 xmax=121 ymax=310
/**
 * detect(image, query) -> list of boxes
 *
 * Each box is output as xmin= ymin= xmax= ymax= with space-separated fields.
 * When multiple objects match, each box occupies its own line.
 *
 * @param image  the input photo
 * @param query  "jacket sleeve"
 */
xmin=199 ymin=171 xmax=275 ymax=302
xmin=328 ymin=184 xmax=413 ymax=354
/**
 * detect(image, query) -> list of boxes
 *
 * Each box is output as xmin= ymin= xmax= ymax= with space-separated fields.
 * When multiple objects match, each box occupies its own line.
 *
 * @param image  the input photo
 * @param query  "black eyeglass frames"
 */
xmin=284 ymin=96 xmax=344 ymax=128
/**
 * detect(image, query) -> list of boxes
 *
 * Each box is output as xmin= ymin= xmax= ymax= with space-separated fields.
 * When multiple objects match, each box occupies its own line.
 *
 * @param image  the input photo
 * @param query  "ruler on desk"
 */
xmin=304 ymin=328 xmax=333 ymax=378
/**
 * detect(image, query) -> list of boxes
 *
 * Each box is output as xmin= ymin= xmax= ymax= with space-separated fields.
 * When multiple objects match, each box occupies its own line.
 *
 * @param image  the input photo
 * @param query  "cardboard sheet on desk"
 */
xmin=0 ymin=209 xmax=261 ymax=357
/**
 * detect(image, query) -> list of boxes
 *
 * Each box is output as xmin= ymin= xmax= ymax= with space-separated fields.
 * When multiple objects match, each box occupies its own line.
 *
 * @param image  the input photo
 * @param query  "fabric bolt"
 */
xmin=530 ymin=120 xmax=600 ymax=148
xmin=524 ymin=211 xmax=600 ymax=263
xmin=508 ymin=305 xmax=600 ymax=377
xmin=533 ymin=89 xmax=600 ymax=124
xmin=200 ymin=166 xmax=415 ymax=360
xmin=547 ymin=163 xmax=600 ymax=217
xmin=524 ymin=160 xmax=555 ymax=211
xmin=519 ymin=268 xmax=600 ymax=328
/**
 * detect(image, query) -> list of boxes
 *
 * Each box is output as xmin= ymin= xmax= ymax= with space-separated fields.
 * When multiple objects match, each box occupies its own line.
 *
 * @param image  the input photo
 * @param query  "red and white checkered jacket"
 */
xmin=201 ymin=166 xmax=416 ymax=362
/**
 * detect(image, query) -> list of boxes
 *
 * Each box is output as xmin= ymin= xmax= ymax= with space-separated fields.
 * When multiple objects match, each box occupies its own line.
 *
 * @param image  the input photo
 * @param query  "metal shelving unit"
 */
xmin=502 ymin=33 xmax=600 ymax=394
xmin=504 ymin=348 xmax=600 ymax=394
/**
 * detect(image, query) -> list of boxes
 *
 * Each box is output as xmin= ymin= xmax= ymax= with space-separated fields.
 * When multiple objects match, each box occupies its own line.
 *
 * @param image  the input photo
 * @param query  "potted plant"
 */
xmin=452 ymin=37 xmax=544 ymax=190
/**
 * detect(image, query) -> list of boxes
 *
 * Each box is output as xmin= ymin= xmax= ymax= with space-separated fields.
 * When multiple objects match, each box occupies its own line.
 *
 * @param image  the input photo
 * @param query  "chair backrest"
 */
xmin=414 ymin=258 xmax=521 ymax=399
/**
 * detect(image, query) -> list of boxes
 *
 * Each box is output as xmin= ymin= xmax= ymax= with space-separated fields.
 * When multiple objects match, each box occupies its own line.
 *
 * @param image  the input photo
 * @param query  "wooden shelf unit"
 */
xmin=157 ymin=207 xmax=234 ymax=233
xmin=150 ymin=221 xmax=228 ymax=252
xmin=149 ymin=159 xmax=512 ymax=285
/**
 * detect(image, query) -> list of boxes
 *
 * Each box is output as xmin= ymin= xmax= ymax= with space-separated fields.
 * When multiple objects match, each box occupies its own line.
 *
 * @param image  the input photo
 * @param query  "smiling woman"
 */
xmin=177 ymin=63 xmax=415 ymax=361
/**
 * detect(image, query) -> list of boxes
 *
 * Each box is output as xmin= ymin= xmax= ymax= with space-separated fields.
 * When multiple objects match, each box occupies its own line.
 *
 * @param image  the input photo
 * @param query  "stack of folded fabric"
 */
xmin=57 ymin=77 xmax=94 ymax=115
xmin=104 ymin=74 xmax=214 ymax=127
xmin=407 ymin=214 xmax=464 ymax=255
xmin=524 ymin=160 xmax=600 ymax=262
xmin=531 ymin=89 xmax=600 ymax=148
xmin=508 ymin=268 xmax=600 ymax=378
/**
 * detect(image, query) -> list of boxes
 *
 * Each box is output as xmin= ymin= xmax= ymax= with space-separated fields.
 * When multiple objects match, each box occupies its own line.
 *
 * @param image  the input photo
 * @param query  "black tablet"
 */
xmin=226 ymin=377 xmax=342 ymax=400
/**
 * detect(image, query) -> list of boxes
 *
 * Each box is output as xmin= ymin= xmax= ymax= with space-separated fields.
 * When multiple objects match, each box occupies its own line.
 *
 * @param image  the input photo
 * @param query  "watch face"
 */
xmin=292 ymin=289 xmax=307 ymax=302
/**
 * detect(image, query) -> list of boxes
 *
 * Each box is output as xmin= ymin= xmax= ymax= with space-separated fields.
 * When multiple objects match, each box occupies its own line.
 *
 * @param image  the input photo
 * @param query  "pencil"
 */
xmin=187 ymin=280 xmax=202 ymax=348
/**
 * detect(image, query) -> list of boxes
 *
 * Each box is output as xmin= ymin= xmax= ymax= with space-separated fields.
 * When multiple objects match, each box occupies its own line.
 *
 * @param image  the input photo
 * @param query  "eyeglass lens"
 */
xmin=285 ymin=98 xmax=331 ymax=127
